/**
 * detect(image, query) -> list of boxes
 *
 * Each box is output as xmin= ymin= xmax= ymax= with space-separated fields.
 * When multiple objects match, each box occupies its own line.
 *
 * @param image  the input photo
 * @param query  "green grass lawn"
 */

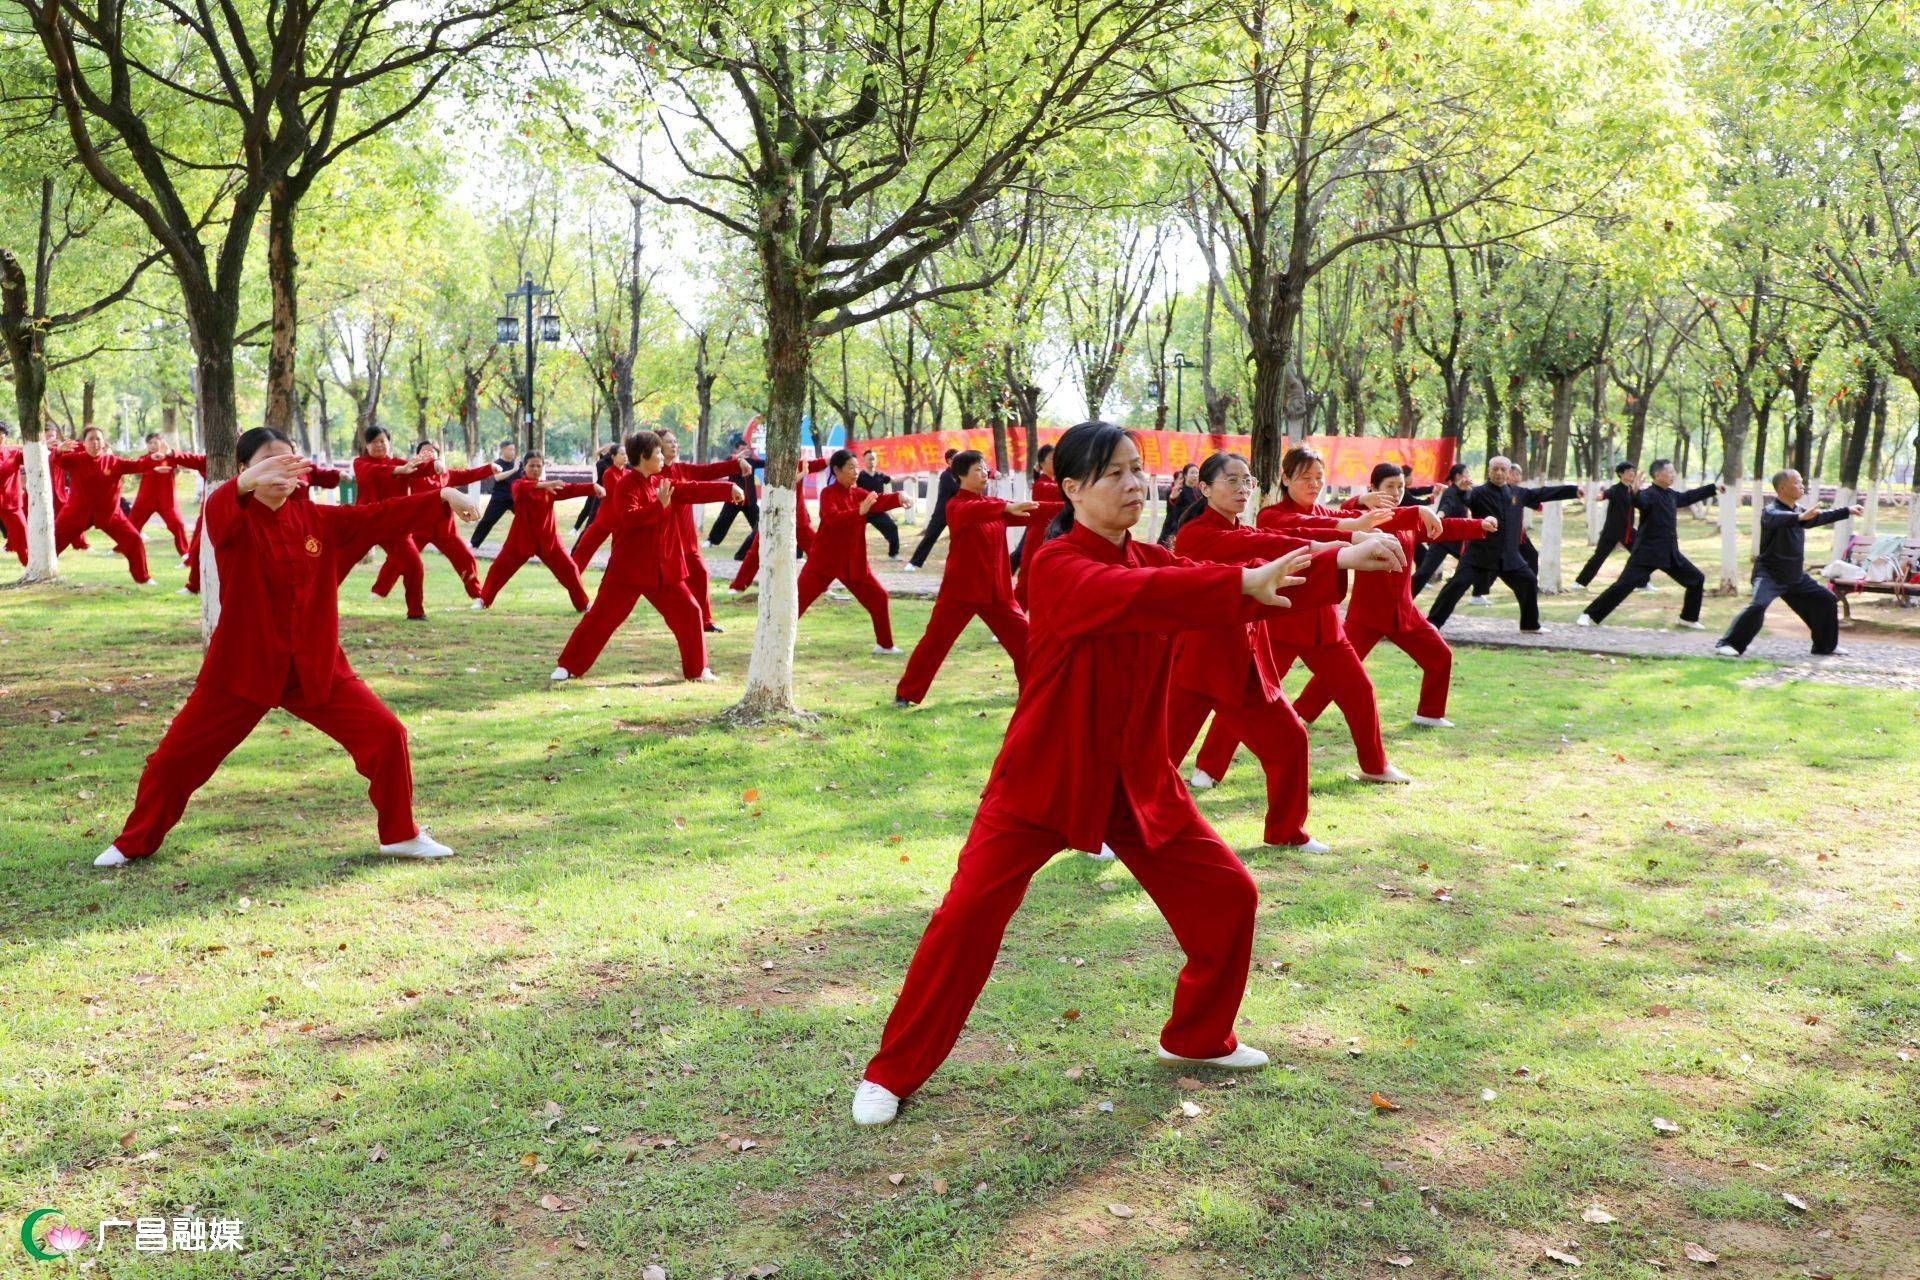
xmin=4 ymin=540 xmax=1920 ymax=1279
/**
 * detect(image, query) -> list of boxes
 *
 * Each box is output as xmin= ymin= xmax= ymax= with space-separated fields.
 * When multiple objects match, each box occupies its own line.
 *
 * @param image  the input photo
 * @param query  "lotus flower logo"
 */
xmin=44 ymin=1225 xmax=88 ymax=1255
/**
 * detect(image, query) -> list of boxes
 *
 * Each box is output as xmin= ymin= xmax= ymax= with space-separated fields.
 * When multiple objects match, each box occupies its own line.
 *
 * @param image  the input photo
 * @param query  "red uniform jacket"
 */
xmin=941 ymin=491 xmax=1041 ymax=607
xmin=794 ymin=456 xmax=831 ymax=537
xmin=1032 ymin=475 xmax=1063 ymax=503
xmin=983 ymin=521 xmax=1281 ymax=853
xmin=583 ymin=462 xmax=629 ymax=528
xmin=604 ymin=469 xmax=737 ymax=590
xmin=1253 ymin=496 xmax=1413 ymax=647
xmin=1341 ymin=505 xmax=1487 ymax=633
xmin=56 ymin=448 xmax=163 ymax=522
xmin=0 ymin=448 xmax=21 ymax=510
xmin=664 ymin=458 xmax=740 ymax=561
xmin=811 ymin=481 xmax=905 ymax=580
xmin=397 ymin=462 xmax=496 ymax=538
xmin=505 ymin=479 xmax=595 ymax=549
xmin=353 ymin=456 xmax=408 ymax=505
xmin=133 ymin=451 xmax=206 ymax=511
xmin=1170 ymin=507 xmax=1347 ymax=705
xmin=201 ymin=479 xmax=447 ymax=706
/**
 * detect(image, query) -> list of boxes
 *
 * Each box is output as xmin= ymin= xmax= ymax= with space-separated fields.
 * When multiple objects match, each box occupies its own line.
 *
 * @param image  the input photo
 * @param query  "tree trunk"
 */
xmin=1479 ymin=370 xmax=1502 ymax=461
xmin=1 ymin=247 xmax=59 ymax=580
xmin=264 ymin=185 xmax=298 ymax=433
xmin=1546 ymin=372 xmax=1577 ymax=479
xmin=1505 ymin=374 xmax=1528 ymax=469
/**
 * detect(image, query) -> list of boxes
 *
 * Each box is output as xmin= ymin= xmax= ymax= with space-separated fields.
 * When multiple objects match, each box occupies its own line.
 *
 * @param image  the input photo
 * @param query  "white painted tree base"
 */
xmin=17 ymin=439 xmax=58 ymax=583
xmin=724 ymin=485 xmax=813 ymax=724
xmin=1537 ymin=495 xmax=1564 ymax=594
xmin=1716 ymin=485 xmax=1740 ymax=592
xmin=1831 ymin=487 xmax=1856 ymax=561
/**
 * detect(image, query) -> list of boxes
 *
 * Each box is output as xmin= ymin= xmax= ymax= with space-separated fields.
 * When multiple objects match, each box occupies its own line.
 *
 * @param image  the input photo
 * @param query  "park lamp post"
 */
xmin=1170 ymin=351 xmax=1196 ymax=430
xmin=495 ymin=275 xmax=560 ymax=455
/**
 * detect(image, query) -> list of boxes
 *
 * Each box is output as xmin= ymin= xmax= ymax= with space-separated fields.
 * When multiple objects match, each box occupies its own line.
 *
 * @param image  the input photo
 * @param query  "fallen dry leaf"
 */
xmin=1176 ymin=1076 xmax=1204 ymax=1091
xmin=1370 ymin=1091 xmax=1402 ymax=1113
xmin=932 ymin=1178 xmax=948 ymax=1195
xmin=887 ymin=1173 xmax=905 ymax=1186
xmin=742 ymin=788 xmax=760 ymax=803
xmin=643 ymin=1267 xmax=667 ymax=1280
xmin=537 ymin=1193 xmax=572 ymax=1212
xmin=1652 ymin=1116 xmax=1681 ymax=1134
xmin=1106 ymin=1203 xmax=1134 ymax=1219
xmin=1544 ymin=1246 xmax=1582 ymax=1267
xmin=1064 ymin=1066 xmax=1084 ymax=1082
xmin=366 ymin=1143 xmax=386 ymax=1164
xmin=1385 ymin=1255 xmax=1413 ymax=1268
xmin=1582 ymin=1205 xmax=1617 ymax=1224
xmin=1682 ymin=1241 xmax=1718 ymax=1265
xmin=1647 ymin=1004 xmax=1673 ymax=1018
xmin=1782 ymin=1192 xmax=1808 ymax=1213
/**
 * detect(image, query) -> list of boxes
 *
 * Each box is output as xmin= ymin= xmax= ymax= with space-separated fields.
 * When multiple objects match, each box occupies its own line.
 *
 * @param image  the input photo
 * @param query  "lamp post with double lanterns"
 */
xmin=495 ymin=275 xmax=560 ymax=454
xmin=1170 ymin=351 xmax=1196 ymax=430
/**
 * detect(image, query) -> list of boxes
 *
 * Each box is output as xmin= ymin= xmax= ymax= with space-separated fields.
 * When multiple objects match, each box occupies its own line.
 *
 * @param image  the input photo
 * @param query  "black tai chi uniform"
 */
xmin=707 ymin=452 xmax=766 ymax=557
xmin=469 ymin=455 xmax=525 ymax=547
xmin=1582 ymin=482 xmax=1718 ymax=624
xmin=857 ymin=466 xmax=901 ymax=557
xmin=1717 ymin=499 xmax=1849 ymax=654
xmin=908 ymin=467 xmax=960 ymax=568
xmin=1427 ymin=480 xmax=1578 ymax=630
xmin=1411 ymin=484 xmax=1472 ymax=594
xmin=1575 ymin=481 xmax=1637 ymax=587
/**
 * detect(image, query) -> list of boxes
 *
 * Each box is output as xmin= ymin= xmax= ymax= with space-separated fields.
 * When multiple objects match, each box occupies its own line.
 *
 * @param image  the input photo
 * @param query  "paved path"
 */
xmin=465 ymin=543 xmax=1920 ymax=692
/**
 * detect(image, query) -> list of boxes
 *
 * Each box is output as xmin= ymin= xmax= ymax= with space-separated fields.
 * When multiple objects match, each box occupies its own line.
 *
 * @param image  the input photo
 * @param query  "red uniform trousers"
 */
xmin=1168 ymin=684 xmax=1312 ymax=846
xmin=1196 ymin=636 xmax=1386 ymax=779
xmin=481 ymin=536 xmax=590 ymax=610
xmin=129 ymin=493 xmax=191 ymax=557
xmin=894 ymin=596 xmax=1028 ymax=704
xmin=684 ymin=545 xmax=714 ymax=626
xmin=55 ymin=502 xmax=151 ymax=582
xmin=374 ymin=527 xmax=481 ymax=600
xmin=1 ymin=506 xmax=26 ymax=564
xmin=1294 ymin=619 xmax=1453 ymax=723
xmin=113 ymin=667 xmax=415 ymax=857
xmin=557 ymin=579 xmax=707 ymax=678
xmin=863 ymin=786 xmax=1257 ymax=1099
xmin=796 ymin=562 xmax=893 ymax=648
xmin=363 ymin=535 xmax=425 ymax=615
xmin=571 ymin=518 xmax=611 ymax=569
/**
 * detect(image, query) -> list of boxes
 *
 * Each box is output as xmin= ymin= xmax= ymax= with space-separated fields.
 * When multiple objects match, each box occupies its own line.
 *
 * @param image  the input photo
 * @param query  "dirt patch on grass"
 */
xmin=986 ymin=1168 xmax=1193 ymax=1280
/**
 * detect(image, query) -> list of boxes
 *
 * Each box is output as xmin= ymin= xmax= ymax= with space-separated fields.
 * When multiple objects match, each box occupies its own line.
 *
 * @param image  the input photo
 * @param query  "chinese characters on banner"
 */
xmin=853 ymin=428 xmax=1458 ymax=487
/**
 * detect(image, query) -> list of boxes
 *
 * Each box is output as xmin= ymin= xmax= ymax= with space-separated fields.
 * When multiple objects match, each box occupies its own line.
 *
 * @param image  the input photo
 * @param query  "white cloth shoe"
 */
xmin=470 ymin=599 xmax=485 ymax=610
xmin=871 ymin=645 xmax=904 ymax=655
xmin=1188 ymin=768 xmax=1217 ymax=792
xmin=1575 ymin=614 xmax=1595 ymax=627
xmin=1272 ymin=838 xmax=1331 ymax=855
xmin=549 ymin=666 xmax=571 ymax=683
xmin=379 ymin=830 xmax=454 ymax=859
xmin=1467 ymin=595 xmax=1492 ymax=607
xmin=1157 ymin=1042 xmax=1269 ymax=1071
xmin=93 ymin=845 xmax=129 ymax=868
xmin=1714 ymin=644 xmax=1741 ymax=657
xmin=1675 ymin=620 xmax=1705 ymax=630
xmin=851 ymin=1079 xmax=901 ymax=1126
xmin=175 ymin=586 xmax=192 ymax=595
xmin=1356 ymin=765 xmax=1412 ymax=785
xmin=1410 ymin=715 xmax=1453 ymax=728
xmin=1086 ymin=844 xmax=1117 ymax=862
xmin=901 ymin=564 xmax=919 ymax=573
xmin=693 ymin=668 xmax=719 ymax=682
xmin=1814 ymin=646 xmax=1851 ymax=658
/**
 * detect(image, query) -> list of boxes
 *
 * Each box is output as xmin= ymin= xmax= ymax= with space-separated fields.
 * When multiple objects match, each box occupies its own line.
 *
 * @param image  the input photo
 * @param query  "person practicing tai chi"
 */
xmin=571 ymin=443 xmax=628 ymax=568
xmin=126 ymin=433 xmax=204 ymax=560
xmin=1192 ymin=445 xmax=1412 ymax=789
xmin=1410 ymin=464 xmax=1473 ymax=595
xmin=45 ymin=425 xmax=90 ymax=550
xmin=1166 ymin=452 xmax=1405 ymax=854
xmin=661 ymin=433 xmax=753 ymax=632
xmin=551 ymin=431 xmax=742 ymax=684
xmin=705 ymin=440 xmax=764 ymax=556
xmin=0 ymin=427 xmax=25 ymax=565
xmin=52 ymin=426 xmax=167 ymax=583
xmin=475 ymin=454 xmax=602 ymax=611
xmin=851 ymin=422 xmax=1316 ymax=1128
xmin=368 ymin=441 xmax=500 ymax=609
xmin=1425 ymin=456 xmax=1578 ymax=633
xmin=350 ymin=428 xmax=430 ymax=615
xmin=1716 ymin=469 xmax=1860 ymax=658
xmin=729 ymin=455 xmax=832 ymax=593
xmin=1013 ymin=444 xmax=1063 ymax=608
xmin=1574 ymin=462 xmax=1638 ymax=590
xmin=1577 ymin=459 xmax=1721 ymax=630
xmin=904 ymin=448 xmax=961 ymax=572
xmin=857 ymin=449 xmax=902 ymax=559
xmin=468 ymin=439 xmax=525 ymax=549
xmin=800 ymin=449 xmax=908 ymax=653
xmin=1295 ymin=462 xmax=1495 ymax=731
xmin=93 ymin=428 xmax=482 ymax=869
xmin=894 ymin=450 xmax=1050 ymax=706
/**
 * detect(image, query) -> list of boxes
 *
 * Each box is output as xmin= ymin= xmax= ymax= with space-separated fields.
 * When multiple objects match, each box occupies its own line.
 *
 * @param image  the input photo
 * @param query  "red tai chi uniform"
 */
xmin=54 ymin=446 xmax=166 ymax=581
xmin=188 ymin=465 xmax=339 ymax=595
xmin=556 ymin=469 xmax=738 ymax=679
xmin=1012 ymin=474 xmax=1063 ymax=612
xmin=664 ymin=458 xmax=741 ymax=626
xmin=370 ymin=462 xmax=494 ymax=602
xmin=1195 ymin=499 xmax=1417 ymax=781
xmin=799 ymin=481 xmax=906 ymax=647
xmin=1294 ymin=505 xmax=1487 ymax=724
xmin=128 ymin=452 xmax=206 ymax=558
xmin=895 ymin=490 xmax=1054 ymax=704
xmin=1167 ymin=507 xmax=1347 ymax=846
xmin=349 ymin=456 xmax=425 ymax=614
xmin=49 ymin=449 xmax=87 ymax=548
xmin=730 ymin=457 xmax=830 ymax=591
xmin=112 ymin=480 xmax=448 ymax=858
xmin=479 ymin=479 xmax=597 ymax=609
xmin=864 ymin=522 xmax=1276 ymax=1100
xmin=0 ymin=448 xmax=25 ymax=564
xmin=570 ymin=460 xmax=627 ymax=569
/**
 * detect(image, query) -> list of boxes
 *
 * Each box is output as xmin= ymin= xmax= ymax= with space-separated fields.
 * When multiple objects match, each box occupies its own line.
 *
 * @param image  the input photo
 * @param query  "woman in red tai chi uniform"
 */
xmin=1191 ymin=445 xmax=1423 ymax=790
xmin=1166 ymin=451 xmax=1406 ymax=854
xmin=550 ymin=431 xmax=742 ymax=684
xmin=894 ymin=449 xmax=1053 ymax=706
xmin=93 ymin=428 xmax=481 ymax=868
xmin=659 ymin=433 xmax=754 ymax=632
xmin=850 ymin=422 xmax=1324 ymax=1127
xmin=1293 ymin=462 xmax=1495 ymax=730
xmin=799 ymin=449 xmax=907 ymax=654
xmin=53 ymin=427 xmax=167 ymax=583
xmin=728 ymin=455 xmax=831 ymax=593
xmin=368 ymin=440 xmax=501 ymax=608
xmin=127 ymin=432 xmax=204 ymax=559
xmin=474 ymin=453 xmax=603 ymax=611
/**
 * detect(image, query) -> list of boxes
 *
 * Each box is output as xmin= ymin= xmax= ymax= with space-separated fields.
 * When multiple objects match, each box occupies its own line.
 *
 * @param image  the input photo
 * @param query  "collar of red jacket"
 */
xmin=1064 ymin=519 xmax=1133 ymax=563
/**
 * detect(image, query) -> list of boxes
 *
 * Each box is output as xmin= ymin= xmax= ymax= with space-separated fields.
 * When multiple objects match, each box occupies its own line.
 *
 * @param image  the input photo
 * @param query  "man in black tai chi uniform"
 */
xmin=1412 ymin=463 xmax=1473 ymax=595
xmin=1577 ymin=458 xmax=1721 ymax=630
xmin=1575 ymin=461 xmax=1638 ymax=590
xmin=1715 ymin=469 xmax=1860 ymax=657
xmin=1426 ymin=456 xmax=1579 ymax=632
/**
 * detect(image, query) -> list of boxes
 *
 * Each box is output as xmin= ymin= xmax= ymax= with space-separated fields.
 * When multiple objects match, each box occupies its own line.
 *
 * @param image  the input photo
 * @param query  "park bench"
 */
xmin=1829 ymin=532 xmax=1920 ymax=617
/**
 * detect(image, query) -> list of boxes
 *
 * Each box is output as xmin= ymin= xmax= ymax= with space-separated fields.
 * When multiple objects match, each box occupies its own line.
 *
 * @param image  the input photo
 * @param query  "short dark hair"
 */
xmin=500 ymin=439 xmax=515 ymax=451
xmin=625 ymin=430 xmax=663 ymax=466
xmin=1650 ymin=458 xmax=1673 ymax=473
xmin=1615 ymin=460 xmax=1635 ymax=476
xmin=1369 ymin=462 xmax=1404 ymax=489
xmin=412 ymin=440 xmax=435 ymax=455
xmin=363 ymin=426 xmax=389 ymax=443
xmin=1280 ymin=444 xmax=1323 ymax=481
xmin=950 ymin=449 xmax=984 ymax=479
xmin=829 ymin=448 xmax=855 ymax=470
xmin=943 ymin=448 xmax=957 ymax=462
xmin=236 ymin=427 xmax=292 ymax=467
xmin=1446 ymin=463 xmax=1469 ymax=483
xmin=146 ymin=432 xmax=165 ymax=444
